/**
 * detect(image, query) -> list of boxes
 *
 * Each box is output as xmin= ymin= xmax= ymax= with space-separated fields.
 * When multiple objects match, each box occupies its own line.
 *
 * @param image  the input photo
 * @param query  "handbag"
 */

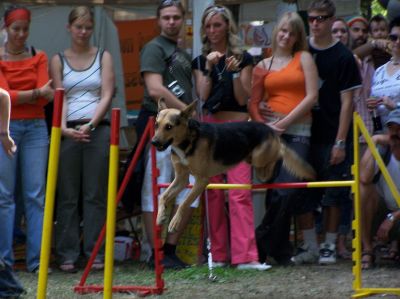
xmin=203 ymin=78 xmax=225 ymax=113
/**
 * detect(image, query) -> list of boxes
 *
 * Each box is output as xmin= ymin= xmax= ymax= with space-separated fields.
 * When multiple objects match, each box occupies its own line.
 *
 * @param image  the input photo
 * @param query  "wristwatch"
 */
xmin=387 ymin=212 xmax=396 ymax=222
xmin=334 ymin=139 xmax=346 ymax=150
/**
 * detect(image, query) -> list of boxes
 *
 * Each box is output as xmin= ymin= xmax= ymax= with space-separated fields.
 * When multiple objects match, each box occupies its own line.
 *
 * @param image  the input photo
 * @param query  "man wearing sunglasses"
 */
xmin=291 ymin=0 xmax=361 ymax=266
xmin=360 ymin=109 xmax=400 ymax=269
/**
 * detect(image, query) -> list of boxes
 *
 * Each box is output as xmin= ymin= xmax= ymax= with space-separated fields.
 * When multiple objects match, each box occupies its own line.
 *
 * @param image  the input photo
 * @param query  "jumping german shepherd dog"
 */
xmin=152 ymin=99 xmax=315 ymax=233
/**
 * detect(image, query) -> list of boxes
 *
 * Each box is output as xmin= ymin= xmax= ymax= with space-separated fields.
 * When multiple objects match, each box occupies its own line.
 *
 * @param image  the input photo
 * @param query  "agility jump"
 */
xmin=36 ymin=105 xmax=400 ymax=298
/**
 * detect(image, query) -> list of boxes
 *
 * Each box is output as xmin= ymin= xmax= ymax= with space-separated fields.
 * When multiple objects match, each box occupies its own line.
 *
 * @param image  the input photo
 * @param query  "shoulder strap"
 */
xmin=99 ymin=48 xmax=104 ymax=69
xmin=58 ymin=52 xmax=65 ymax=80
xmin=30 ymin=46 xmax=36 ymax=56
xmin=268 ymin=56 xmax=274 ymax=71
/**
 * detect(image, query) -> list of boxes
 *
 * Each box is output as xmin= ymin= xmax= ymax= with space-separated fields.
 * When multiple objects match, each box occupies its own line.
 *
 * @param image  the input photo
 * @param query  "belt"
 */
xmin=66 ymin=120 xmax=110 ymax=128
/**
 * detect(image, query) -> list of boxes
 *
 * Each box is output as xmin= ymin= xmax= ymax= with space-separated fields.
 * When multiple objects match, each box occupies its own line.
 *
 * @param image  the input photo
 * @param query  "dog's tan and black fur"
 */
xmin=152 ymin=99 xmax=315 ymax=233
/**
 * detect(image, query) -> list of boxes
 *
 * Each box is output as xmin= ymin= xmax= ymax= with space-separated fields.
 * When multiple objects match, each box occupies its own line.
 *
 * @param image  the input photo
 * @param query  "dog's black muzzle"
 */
xmin=151 ymin=138 xmax=172 ymax=151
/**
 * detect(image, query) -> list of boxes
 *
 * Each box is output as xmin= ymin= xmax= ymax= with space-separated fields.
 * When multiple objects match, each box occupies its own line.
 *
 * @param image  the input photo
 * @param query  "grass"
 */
xmin=17 ymin=261 xmax=273 ymax=298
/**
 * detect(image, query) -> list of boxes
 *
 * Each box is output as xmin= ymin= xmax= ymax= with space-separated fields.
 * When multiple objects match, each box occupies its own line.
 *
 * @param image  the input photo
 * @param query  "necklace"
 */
xmin=391 ymin=57 xmax=400 ymax=65
xmin=5 ymin=44 xmax=26 ymax=55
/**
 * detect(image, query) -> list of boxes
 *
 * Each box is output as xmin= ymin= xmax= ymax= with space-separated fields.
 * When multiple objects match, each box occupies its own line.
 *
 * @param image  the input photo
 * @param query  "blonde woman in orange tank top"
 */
xmin=249 ymin=11 xmax=318 ymax=135
xmin=248 ymin=12 xmax=318 ymax=265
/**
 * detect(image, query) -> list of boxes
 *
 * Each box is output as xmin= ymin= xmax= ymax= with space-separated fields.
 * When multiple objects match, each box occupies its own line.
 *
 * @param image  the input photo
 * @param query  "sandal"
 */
xmin=91 ymin=260 xmax=104 ymax=271
xmin=59 ymin=261 xmax=78 ymax=273
xmin=361 ymin=252 xmax=375 ymax=270
xmin=337 ymin=249 xmax=352 ymax=260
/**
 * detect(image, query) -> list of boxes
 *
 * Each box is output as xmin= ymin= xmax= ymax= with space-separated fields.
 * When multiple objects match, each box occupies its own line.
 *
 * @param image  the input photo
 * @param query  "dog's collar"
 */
xmin=171 ymin=146 xmax=189 ymax=166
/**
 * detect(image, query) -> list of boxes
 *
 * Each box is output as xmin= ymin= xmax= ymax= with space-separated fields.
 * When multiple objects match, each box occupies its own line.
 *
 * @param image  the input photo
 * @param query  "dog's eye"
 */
xmin=166 ymin=124 xmax=172 ymax=130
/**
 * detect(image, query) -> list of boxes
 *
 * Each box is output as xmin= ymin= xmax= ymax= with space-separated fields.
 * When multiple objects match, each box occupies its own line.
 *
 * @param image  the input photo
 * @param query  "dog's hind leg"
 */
xmin=251 ymin=136 xmax=282 ymax=182
xmin=157 ymin=161 xmax=190 ymax=226
xmin=168 ymin=176 xmax=208 ymax=233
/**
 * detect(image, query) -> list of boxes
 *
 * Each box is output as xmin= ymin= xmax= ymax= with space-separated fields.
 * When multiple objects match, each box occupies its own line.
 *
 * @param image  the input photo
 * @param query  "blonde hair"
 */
xmin=200 ymin=5 xmax=242 ymax=57
xmin=68 ymin=6 xmax=94 ymax=25
xmin=271 ymin=12 xmax=308 ymax=54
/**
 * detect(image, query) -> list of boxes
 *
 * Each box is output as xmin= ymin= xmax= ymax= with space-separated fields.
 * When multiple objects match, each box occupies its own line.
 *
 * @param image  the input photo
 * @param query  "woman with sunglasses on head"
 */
xmin=248 ymin=11 xmax=318 ymax=265
xmin=0 ymin=5 xmax=54 ymax=273
xmin=50 ymin=6 xmax=115 ymax=273
xmin=192 ymin=5 xmax=269 ymax=270
xmin=367 ymin=16 xmax=400 ymax=130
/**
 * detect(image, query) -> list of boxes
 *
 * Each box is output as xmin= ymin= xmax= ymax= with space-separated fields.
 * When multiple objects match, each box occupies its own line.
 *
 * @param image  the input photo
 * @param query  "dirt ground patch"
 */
xmin=15 ymin=258 xmax=400 ymax=299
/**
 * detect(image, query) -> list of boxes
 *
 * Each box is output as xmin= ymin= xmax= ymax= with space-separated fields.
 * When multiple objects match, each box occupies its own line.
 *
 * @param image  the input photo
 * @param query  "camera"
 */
xmin=168 ymin=80 xmax=185 ymax=98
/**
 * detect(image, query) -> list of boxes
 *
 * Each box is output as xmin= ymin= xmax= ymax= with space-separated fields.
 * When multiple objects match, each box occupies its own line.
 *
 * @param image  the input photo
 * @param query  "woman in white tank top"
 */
xmin=49 ymin=6 xmax=115 ymax=273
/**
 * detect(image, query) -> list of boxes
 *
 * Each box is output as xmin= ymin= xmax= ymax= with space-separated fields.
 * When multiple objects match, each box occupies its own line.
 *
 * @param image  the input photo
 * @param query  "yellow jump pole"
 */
xmin=352 ymin=113 xmax=362 ymax=293
xmin=37 ymin=88 xmax=64 ymax=299
xmin=104 ymin=109 xmax=120 ymax=299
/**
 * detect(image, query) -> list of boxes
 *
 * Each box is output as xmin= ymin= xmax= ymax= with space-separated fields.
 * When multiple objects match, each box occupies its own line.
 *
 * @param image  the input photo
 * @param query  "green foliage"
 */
xmin=372 ymin=0 xmax=387 ymax=16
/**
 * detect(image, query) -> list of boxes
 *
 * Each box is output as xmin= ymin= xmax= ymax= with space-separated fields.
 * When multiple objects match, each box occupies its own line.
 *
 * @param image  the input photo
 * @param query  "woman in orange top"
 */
xmin=0 ymin=5 xmax=53 ymax=273
xmin=249 ymin=12 xmax=318 ymax=265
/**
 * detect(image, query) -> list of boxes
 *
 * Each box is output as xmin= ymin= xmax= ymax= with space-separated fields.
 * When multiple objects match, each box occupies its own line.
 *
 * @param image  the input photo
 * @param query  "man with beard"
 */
xmin=352 ymin=15 xmax=391 ymax=69
xmin=360 ymin=109 xmax=400 ymax=269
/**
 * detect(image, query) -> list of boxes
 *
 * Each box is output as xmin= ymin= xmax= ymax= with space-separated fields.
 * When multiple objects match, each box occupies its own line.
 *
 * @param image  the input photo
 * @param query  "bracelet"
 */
xmin=232 ymin=72 xmax=240 ymax=80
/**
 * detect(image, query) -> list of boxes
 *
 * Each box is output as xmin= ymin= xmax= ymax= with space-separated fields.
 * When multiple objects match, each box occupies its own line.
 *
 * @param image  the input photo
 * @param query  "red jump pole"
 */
xmin=37 ymin=89 xmax=64 ymax=299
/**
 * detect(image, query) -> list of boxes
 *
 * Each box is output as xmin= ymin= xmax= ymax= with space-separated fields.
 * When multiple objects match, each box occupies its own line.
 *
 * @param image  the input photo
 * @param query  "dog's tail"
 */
xmin=280 ymin=143 xmax=316 ymax=180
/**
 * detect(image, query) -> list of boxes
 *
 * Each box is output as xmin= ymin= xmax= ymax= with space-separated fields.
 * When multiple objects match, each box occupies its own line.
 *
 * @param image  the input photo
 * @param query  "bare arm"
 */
xmin=193 ymin=68 xmax=212 ymax=101
xmin=0 ymin=88 xmax=16 ymax=155
xmin=143 ymin=72 xmax=186 ymax=110
xmin=330 ymin=89 xmax=354 ymax=165
xmin=232 ymin=64 xmax=252 ymax=105
xmin=275 ymin=51 xmax=318 ymax=131
xmin=360 ymin=134 xmax=389 ymax=183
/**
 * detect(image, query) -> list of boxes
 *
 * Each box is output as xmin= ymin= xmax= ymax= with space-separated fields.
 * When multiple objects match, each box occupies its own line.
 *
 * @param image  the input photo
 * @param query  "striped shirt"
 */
xmin=60 ymin=49 xmax=102 ymax=121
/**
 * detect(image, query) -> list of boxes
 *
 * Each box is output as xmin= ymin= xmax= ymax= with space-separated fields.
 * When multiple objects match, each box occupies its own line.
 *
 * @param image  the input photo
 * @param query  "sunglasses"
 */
xmin=308 ymin=15 xmax=333 ymax=24
xmin=389 ymin=34 xmax=400 ymax=42
xmin=160 ymin=0 xmax=181 ymax=7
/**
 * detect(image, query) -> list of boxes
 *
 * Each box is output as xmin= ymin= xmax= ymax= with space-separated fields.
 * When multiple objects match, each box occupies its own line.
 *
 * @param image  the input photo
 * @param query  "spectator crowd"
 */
xmin=2 ymin=0 xmax=400 ymax=297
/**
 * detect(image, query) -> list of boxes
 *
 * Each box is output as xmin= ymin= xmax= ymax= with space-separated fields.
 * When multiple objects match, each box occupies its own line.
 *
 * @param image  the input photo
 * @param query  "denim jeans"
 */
xmin=0 ymin=258 xmax=25 ymax=298
xmin=0 ymin=119 xmax=48 ymax=271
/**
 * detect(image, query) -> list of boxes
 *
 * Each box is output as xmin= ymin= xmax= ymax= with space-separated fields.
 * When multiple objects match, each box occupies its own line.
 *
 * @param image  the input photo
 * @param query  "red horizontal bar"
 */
xmin=158 ymin=182 xmax=309 ymax=189
xmin=74 ymin=285 xmax=164 ymax=295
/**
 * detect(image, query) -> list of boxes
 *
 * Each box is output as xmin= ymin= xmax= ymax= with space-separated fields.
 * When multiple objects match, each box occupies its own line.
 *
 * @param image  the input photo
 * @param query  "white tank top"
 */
xmin=60 ymin=49 xmax=103 ymax=121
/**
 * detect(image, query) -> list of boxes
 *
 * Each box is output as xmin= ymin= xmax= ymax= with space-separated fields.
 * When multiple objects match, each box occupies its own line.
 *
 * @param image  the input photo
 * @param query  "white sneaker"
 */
xmin=211 ymin=261 xmax=227 ymax=268
xmin=319 ymin=242 xmax=336 ymax=265
xmin=291 ymin=245 xmax=319 ymax=265
xmin=237 ymin=262 xmax=272 ymax=271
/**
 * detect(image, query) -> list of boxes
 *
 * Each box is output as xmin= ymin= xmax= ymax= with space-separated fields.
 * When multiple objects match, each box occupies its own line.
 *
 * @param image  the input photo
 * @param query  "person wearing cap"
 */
xmin=360 ymin=108 xmax=400 ymax=269
xmin=0 ymin=5 xmax=54 ymax=273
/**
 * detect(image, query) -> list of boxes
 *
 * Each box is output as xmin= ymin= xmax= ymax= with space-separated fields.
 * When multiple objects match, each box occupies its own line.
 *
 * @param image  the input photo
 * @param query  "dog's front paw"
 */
xmin=168 ymin=212 xmax=182 ymax=233
xmin=156 ymin=204 xmax=168 ymax=225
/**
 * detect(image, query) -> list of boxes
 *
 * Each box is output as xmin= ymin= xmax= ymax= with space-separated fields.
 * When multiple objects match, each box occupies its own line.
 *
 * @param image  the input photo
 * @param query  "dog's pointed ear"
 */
xmin=157 ymin=98 xmax=168 ymax=112
xmin=180 ymin=100 xmax=197 ymax=120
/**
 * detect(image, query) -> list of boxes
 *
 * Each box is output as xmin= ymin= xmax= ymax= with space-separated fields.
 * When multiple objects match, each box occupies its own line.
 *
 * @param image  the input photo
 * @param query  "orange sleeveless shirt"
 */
xmin=264 ymin=51 xmax=307 ymax=116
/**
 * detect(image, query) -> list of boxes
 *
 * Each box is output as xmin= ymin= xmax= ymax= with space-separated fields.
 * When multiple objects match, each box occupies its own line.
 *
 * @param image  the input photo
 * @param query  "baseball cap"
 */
xmin=385 ymin=109 xmax=400 ymax=126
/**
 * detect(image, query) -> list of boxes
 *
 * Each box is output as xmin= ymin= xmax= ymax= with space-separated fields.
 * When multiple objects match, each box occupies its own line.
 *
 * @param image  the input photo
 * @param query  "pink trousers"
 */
xmin=203 ymin=115 xmax=259 ymax=265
